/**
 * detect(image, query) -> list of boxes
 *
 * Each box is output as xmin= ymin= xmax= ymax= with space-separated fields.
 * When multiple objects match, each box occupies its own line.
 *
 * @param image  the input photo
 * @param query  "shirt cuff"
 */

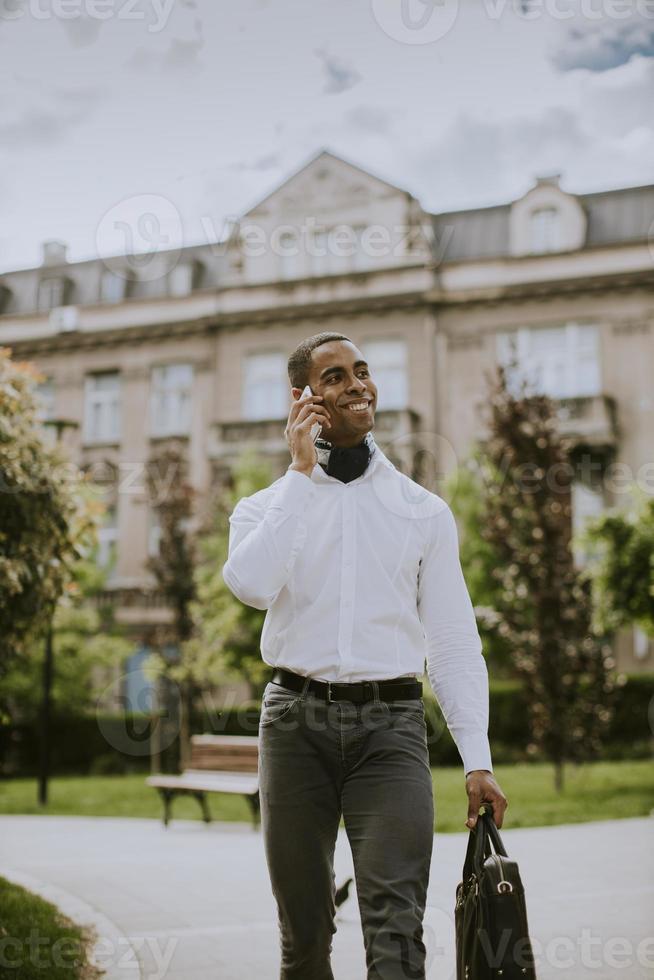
xmin=458 ymin=733 xmax=493 ymax=776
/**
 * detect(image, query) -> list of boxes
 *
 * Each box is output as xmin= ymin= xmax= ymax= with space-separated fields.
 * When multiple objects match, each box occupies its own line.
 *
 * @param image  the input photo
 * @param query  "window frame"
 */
xmin=149 ymin=362 xmax=194 ymax=438
xmin=83 ymin=371 xmax=122 ymax=445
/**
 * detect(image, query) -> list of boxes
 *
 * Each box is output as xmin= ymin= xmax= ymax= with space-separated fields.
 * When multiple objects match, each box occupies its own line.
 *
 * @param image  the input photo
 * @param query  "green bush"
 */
xmin=1 ymin=674 xmax=651 ymax=777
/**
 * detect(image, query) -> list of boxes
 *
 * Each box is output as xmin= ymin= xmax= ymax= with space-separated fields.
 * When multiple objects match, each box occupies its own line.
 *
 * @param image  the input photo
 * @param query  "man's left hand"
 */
xmin=464 ymin=770 xmax=508 ymax=829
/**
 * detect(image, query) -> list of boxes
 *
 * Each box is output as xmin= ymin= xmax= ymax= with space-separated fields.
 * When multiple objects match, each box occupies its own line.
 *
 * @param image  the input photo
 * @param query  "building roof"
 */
xmin=431 ymin=182 xmax=654 ymax=262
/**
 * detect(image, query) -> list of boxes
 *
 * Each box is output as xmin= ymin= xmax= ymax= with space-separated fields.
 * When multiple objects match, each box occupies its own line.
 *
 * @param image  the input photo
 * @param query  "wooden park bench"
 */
xmin=146 ymin=734 xmax=260 ymax=829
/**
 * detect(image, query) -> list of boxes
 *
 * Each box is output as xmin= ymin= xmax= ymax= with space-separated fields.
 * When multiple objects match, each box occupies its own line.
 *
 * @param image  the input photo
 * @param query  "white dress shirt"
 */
xmin=222 ymin=441 xmax=492 ymax=774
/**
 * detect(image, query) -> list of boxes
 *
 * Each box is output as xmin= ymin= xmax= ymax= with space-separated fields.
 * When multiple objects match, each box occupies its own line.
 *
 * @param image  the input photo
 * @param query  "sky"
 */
xmin=1 ymin=0 xmax=653 ymax=272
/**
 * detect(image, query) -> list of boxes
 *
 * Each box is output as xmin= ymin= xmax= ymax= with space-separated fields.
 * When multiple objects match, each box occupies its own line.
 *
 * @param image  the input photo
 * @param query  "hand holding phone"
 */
xmin=300 ymin=384 xmax=323 ymax=442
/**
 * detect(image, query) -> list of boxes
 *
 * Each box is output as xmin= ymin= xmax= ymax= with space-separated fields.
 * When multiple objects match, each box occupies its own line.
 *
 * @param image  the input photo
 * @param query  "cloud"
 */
xmin=127 ymin=33 xmax=204 ymax=72
xmin=579 ymin=56 xmax=654 ymax=138
xmin=0 ymin=85 xmax=105 ymax=146
xmin=314 ymin=47 xmax=362 ymax=94
xmin=344 ymin=105 xmax=395 ymax=134
xmin=125 ymin=9 xmax=204 ymax=73
xmin=58 ymin=14 xmax=104 ymax=48
xmin=550 ymin=16 xmax=654 ymax=72
xmin=226 ymin=153 xmax=282 ymax=172
xmin=408 ymin=105 xmax=589 ymax=208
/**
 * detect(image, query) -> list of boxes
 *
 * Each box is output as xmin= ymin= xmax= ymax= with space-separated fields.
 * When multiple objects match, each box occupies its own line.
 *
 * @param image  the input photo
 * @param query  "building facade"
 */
xmin=1 ymin=148 xmax=653 ymax=681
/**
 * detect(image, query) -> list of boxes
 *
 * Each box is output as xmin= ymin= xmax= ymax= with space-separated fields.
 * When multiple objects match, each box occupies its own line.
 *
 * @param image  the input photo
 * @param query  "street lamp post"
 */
xmin=38 ymin=417 xmax=79 ymax=807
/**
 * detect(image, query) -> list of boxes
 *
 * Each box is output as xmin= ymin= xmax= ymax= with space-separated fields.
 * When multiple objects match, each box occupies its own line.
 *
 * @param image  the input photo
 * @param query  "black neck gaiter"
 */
xmin=315 ymin=432 xmax=375 ymax=484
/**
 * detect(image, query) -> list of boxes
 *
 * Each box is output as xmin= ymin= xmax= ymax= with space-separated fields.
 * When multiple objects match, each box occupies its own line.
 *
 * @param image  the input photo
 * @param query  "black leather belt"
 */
xmin=270 ymin=667 xmax=422 ymax=704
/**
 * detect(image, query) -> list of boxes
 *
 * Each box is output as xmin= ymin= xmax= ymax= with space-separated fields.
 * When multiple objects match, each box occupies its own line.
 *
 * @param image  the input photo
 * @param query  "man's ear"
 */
xmin=291 ymin=387 xmax=302 ymax=400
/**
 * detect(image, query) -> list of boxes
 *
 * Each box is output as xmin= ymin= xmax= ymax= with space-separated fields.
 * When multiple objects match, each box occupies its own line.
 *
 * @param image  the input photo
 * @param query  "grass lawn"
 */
xmin=0 ymin=876 xmax=101 ymax=980
xmin=1 ymin=760 xmax=652 ymax=832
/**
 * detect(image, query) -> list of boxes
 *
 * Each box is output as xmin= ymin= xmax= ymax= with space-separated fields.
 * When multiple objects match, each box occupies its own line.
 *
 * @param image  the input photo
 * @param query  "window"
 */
xmin=308 ymin=229 xmax=328 ymax=277
xmin=351 ymin=225 xmax=369 ymax=272
xmin=34 ymin=379 xmax=56 ymax=423
xmin=361 ymin=339 xmax=408 ymax=410
xmin=0 ymin=283 xmax=11 ymax=313
xmin=529 ymin=207 xmax=559 ymax=253
xmin=308 ymin=226 xmax=361 ymax=276
xmin=278 ymin=232 xmax=300 ymax=280
xmin=97 ymin=504 xmax=118 ymax=576
xmin=496 ymin=323 xmax=600 ymax=399
xmin=150 ymin=363 xmax=193 ymax=437
xmin=169 ymin=262 xmax=196 ymax=297
xmin=84 ymin=372 xmax=121 ymax=443
xmin=37 ymin=277 xmax=67 ymax=311
xmin=100 ymin=269 xmax=125 ymax=304
xmin=243 ymin=351 xmax=287 ymax=420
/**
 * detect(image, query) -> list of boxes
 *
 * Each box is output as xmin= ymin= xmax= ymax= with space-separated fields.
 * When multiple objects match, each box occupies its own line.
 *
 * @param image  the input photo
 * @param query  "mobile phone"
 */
xmin=300 ymin=384 xmax=322 ymax=442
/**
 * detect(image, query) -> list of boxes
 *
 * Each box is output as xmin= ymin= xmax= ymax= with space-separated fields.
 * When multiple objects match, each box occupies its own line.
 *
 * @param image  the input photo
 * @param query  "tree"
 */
xmin=477 ymin=366 xmax=614 ymax=790
xmin=144 ymin=446 xmax=198 ymax=768
xmin=581 ymin=493 xmax=654 ymax=637
xmin=444 ymin=454 xmax=513 ymax=675
xmin=177 ymin=448 xmax=275 ymax=702
xmin=0 ymin=348 xmax=98 ymax=722
xmin=3 ymin=552 xmax=132 ymax=722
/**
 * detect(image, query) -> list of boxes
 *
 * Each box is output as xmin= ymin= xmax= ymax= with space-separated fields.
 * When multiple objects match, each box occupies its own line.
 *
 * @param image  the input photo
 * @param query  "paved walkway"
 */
xmin=0 ymin=814 xmax=652 ymax=979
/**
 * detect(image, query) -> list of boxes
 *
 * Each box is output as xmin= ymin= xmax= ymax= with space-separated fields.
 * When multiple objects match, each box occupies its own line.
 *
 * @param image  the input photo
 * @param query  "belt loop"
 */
xmin=300 ymin=675 xmax=312 ymax=701
xmin=371 ymin=679 xmax=381 ymax=706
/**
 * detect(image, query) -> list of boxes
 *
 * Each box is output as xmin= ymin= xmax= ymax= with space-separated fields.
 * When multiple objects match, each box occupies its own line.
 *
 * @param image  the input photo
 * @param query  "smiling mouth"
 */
xmin=343 ymin=401 xmax=372 ymax=413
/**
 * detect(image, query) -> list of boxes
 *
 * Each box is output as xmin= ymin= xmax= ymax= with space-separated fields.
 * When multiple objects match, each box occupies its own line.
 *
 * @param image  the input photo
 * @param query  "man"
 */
xmin=222 ymin=332 xmax=507 ymax=980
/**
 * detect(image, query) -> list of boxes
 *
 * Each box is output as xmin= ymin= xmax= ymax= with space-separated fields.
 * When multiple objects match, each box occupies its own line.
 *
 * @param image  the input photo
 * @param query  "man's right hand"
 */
xmin=285 ymin=388 xmax=331 ymax=476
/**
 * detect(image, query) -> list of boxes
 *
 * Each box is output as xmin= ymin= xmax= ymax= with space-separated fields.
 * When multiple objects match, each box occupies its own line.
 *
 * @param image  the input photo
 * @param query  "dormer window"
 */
xmin=0 ymin=283 xmax=11 ymax=314
xmin=100 ymin=269 xmax=126 ymax=304
xmin=529 ymin=207 xmax=560 ymax=253
xmin=169 ymin=260 xmax=202 ymax=296
xmin=510 ymin=178 xmax=586 ymax=256
xmin=37 ymin=277 xmax=69 ymax=311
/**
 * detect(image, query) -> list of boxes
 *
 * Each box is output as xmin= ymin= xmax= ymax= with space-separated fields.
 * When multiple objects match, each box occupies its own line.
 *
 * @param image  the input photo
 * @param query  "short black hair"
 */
xmin=287 ymin=331 xmax=352 ymax=389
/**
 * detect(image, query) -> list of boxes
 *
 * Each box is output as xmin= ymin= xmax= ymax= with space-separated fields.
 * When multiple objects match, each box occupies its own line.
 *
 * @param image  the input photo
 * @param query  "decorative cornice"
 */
xmin=4 ymin=268 xmax=653 ymax=356
xmin=427 ymin=267 xmax=654 ymax=307
xmin=4 ymin=290 xmax=429 ymax=355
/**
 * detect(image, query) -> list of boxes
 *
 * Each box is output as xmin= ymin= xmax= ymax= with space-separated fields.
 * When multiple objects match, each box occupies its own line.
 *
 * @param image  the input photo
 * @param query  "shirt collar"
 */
xmin=310 ymin=432 xmax=394 ymax=485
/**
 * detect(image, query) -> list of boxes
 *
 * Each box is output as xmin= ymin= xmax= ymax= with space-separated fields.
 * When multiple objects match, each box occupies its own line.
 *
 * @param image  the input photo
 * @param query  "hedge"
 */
xmin=1 ymin=674 xmax=652 ymax=777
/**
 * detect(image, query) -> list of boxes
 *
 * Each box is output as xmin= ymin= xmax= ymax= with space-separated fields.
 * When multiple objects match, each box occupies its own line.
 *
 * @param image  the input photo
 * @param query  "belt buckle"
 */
xmin=325 ymin=681 xmax=335 ymax=704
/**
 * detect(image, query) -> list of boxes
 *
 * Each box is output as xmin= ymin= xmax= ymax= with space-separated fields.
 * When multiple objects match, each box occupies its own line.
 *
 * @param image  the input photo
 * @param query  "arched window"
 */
xmin=529 ymin=207 xmax=560 ymax=253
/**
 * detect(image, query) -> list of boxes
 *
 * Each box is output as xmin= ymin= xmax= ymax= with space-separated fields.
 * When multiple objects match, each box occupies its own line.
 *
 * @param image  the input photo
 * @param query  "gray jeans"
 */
xmin=258 ymin=679 xmax=435 ymax=980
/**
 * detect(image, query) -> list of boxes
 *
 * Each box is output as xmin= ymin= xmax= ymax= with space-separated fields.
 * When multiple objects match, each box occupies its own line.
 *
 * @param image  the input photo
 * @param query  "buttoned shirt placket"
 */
xmin=336 ymin=481 xmax=358 ymax=681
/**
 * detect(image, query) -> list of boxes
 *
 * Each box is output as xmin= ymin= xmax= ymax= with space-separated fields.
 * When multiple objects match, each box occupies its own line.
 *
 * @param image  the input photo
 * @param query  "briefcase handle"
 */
xmin=463 ymin=805 xmax=508 ymax=881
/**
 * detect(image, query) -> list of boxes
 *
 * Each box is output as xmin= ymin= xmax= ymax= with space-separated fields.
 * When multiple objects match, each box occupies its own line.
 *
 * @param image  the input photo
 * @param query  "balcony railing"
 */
xmin=209 ymin=408 xmax=423 ymax=463
xmin=555 ymin=395 xmax=618 ymax=448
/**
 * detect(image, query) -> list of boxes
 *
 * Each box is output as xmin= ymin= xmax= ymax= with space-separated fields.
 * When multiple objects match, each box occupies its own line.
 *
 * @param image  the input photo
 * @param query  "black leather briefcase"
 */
xmin=455 ymin=808 xmax=537 ymax=979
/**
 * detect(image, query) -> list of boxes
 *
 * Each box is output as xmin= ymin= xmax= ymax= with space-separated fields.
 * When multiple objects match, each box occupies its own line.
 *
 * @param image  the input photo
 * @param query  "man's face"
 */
xmin=292 ymin=340 xmax=378 ymax=448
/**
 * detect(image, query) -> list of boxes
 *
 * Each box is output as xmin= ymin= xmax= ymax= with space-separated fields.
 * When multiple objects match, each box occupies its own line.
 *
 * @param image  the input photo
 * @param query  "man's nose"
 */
xmin=346 ymin=376 xmax=367 ymax=392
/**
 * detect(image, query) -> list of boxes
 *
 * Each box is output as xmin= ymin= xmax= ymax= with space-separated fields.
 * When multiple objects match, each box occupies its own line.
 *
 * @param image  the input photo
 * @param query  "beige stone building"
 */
xmin=1 ymin=148 xmax=653 ymax=692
